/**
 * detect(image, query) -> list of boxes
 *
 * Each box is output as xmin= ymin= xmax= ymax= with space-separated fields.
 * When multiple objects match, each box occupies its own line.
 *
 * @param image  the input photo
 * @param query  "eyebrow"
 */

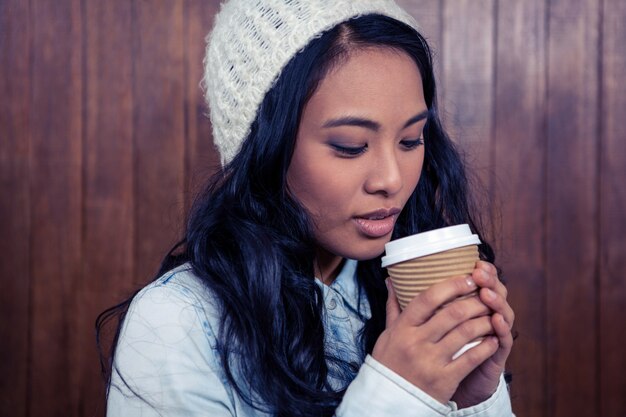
xmin=322 ymin=109 xmax=430 ymax=132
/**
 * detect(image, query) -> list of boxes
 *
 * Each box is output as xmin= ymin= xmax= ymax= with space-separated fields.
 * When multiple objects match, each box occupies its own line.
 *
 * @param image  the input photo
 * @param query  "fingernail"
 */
xmin=485 ymin=288 xmax=496 ymax=300
xmin=466 ymin=276 xmax=476 ymax=288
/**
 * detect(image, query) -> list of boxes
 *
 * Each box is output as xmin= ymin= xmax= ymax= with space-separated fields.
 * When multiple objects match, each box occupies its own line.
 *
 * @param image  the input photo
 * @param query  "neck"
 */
xmin=314 ymin=248 xmax=344 ymax=286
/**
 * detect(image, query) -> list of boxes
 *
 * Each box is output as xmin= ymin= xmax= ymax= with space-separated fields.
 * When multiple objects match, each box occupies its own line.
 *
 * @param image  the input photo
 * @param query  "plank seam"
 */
xmin=595 ymin=0 xmax=604 ymax=414
xmin=26 ymin=0 xmax=34 ymax=414
xmin=542 ymin=0 xmax=551 ymax=415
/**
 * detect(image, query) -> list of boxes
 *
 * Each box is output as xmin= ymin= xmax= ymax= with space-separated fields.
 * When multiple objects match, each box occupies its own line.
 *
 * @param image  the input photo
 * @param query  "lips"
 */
xmin=353 ymin=208 xmax=401 ymax=238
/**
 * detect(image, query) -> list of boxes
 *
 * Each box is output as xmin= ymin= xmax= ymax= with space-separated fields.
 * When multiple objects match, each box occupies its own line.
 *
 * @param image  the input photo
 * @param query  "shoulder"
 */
xmin=119 ymin=263 xmax=222 ymax=350
xmin=109 ymin=264 xmax=245 ymax=415
xmin=137 ymin=262 xmax=215 ymax=302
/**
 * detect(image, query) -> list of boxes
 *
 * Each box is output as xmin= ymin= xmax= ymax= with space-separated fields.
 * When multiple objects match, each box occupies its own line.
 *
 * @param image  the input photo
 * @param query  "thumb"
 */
xmin=385 ymin=278 xmax=401 ymax=328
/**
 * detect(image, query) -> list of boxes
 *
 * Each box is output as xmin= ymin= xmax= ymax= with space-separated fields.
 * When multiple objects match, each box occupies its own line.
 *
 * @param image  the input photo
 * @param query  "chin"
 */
xmin=343 ymin=240 xmax=389 ymax=262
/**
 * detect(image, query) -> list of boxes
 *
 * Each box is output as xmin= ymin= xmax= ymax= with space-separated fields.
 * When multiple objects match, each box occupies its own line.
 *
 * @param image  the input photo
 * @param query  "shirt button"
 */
xmin=328 ymin=298 xmax=337 ymax=310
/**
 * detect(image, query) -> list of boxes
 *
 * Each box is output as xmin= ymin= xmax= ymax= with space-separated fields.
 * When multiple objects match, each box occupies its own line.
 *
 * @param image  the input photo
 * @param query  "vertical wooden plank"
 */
xmin=396 ymin=0 xmax=443 ymax=86
xmin=441 ymin=0 xmax=495 ymax=192
xmin=600 ymin=0 xmax=626 ymax=414
xmin=440 ymin=0 xmax=496 ymax=255
xmin=0 ymin=1 xmax=31 ymax=415
xmin=546 ymin=0 xmax=600 ymax=415
xmin=79 ymin=1 xmax=134 ymax=416
xmin=184 ymin=0 xmax=221 ymax=214
xmin=396 ymin=0 xmax=441 ymax=48
xmin=28 ymin=0 xmax=83 ymax=416
xmin=134 ymin=1 xmax=185 ymax=282
xmin=493 ymin=1 xmax=547 ymax=415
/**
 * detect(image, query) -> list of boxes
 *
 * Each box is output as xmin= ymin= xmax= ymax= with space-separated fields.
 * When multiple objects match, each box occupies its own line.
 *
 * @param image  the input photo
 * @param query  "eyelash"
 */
xmin=330 ymin=144 xmax=368 ymax=156
xmin=400 ymin=138 xmax=425 ymax=149
xmin=330 ymin=138 xmax=424 ymax=157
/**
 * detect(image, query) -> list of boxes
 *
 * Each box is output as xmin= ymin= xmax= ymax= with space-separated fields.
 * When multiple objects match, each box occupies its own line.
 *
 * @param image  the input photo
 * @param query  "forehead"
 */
xmin=302 ymin=47 xmax=426 ymax=128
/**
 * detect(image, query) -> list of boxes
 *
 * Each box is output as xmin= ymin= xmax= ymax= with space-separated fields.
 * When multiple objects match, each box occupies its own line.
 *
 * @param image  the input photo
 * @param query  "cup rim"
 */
xmin=381 ymin=224 xmax=481 ymax=268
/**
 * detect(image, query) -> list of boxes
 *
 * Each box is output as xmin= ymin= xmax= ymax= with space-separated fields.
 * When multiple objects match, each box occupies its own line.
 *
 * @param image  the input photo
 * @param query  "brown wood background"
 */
xmin=1 ymin=1 xmax=625 ymax=416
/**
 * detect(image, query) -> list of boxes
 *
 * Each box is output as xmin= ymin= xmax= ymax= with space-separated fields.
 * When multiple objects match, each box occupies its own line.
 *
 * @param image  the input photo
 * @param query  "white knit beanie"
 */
xmin=203 ymin=0 xmax=420 ymax=166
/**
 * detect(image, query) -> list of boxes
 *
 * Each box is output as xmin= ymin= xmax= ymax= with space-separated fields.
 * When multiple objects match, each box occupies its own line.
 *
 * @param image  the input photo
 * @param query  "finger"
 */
xmin=463 ymin=314 xmax=514 ymax=380
xmin=385 ymin=279 xmax=401 ymax=328
xmin=478 ymin=287 xmax=515 ymax=328
xmin=401 ymin=275 xmax=478 ymax=326
xmin=475 ymin=260 xmax=497 ymax=275
xmin=446 ymin=335 xmax=500 ymax=377
xmin=422 ymin=295 xmax=491 ymax=342
xmin=488 ymin=313 xmax=514 ymax=366
xmin=472 ymin=263 xmax=508 ymax=299
xmin=438 ymin=315 xmax=494 ymax=360
xmin=472 ymin=263 xmax=514 ymax=327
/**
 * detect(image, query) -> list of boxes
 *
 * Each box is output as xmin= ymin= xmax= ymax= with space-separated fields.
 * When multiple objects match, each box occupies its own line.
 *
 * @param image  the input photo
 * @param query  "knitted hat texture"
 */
xmin=203 ymin=0 xmax=420 ymax=165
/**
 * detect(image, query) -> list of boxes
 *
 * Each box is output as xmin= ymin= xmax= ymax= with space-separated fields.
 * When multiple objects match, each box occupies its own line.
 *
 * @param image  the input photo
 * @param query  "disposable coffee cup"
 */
xmin=381 ymin=224 xmax=483 ymax=359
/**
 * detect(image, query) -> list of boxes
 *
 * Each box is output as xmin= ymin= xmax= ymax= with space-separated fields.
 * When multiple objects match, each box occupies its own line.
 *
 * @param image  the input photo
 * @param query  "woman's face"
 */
xmin=287 ymin=47 xmax=427 ymax=269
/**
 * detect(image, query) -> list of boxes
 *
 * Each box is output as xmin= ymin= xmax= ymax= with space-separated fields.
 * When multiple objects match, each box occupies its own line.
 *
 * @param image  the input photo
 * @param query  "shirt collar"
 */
xmin=316 ymin=259 xmax=371 ymax=319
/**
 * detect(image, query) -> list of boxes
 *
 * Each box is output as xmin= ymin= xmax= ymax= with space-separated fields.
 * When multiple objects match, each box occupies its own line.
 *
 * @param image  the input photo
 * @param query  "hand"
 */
xmin=372 ymin=274 xmax=501 ymax=404
xmin=451 ymin=261 xmax=515 ymax=408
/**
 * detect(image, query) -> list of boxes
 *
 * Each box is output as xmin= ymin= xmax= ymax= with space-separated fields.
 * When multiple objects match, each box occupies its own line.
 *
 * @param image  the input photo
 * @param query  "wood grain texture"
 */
xmin=493 ymin=1 xmax=547 ymax=415
xmin=395 ymin=0 xmax=443 ymax=85
xmin=546 ymin=0 xmax=600 ymax=415
xmin=0 ymin=1 xmax=30 ymax=415
xmin=184 ymin=0 xmax=221 ymax=215
xmin=28 ymin=0 xmax=83 ymax=416
xmin=441 ymin=0 xmax=495 ymax=193
xmin=133 ymin=1 xmax=186 ymax=283
xmin=600 ymin=0 xmax=626 ymax=414
xmin=80 ymin=1 xmax=134 ymax=416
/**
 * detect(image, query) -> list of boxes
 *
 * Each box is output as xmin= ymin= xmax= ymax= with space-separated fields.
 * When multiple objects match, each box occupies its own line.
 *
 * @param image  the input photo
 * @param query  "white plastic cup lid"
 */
xmin=381 ymin=224 xmax=481 ymax=268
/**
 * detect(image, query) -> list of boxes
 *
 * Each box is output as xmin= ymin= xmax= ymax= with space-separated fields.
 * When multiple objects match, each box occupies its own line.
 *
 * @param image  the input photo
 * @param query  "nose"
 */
xmin=364 ymin=149 xmax=403 ymax=196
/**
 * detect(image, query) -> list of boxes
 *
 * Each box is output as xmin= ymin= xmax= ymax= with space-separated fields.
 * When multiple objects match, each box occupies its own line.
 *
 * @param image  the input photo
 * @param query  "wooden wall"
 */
xmin=1 ymin=1 xmax=624 ymax=416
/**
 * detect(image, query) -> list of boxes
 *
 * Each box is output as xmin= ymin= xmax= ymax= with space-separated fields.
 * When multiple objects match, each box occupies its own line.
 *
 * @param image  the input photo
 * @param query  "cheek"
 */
xmin=410 ymin=162 xmax=424 ymax=190
xmin=401 ymin=153 xmax=425 ymax=196
xmin=292 ymin=170 xmax=353 ymax=220
xmin=288 ymin=154 xmax=338 ymax=217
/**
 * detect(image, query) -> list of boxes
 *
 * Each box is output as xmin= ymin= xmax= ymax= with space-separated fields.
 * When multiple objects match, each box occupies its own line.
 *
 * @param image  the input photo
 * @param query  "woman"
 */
xmin=99 ymin=1 xmax=515 ymax=416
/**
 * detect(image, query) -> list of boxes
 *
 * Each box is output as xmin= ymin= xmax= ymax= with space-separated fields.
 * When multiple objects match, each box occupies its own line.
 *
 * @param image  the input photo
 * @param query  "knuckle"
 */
xmin=447 ymin=303 xmax=466 ymax=321
xmin=464 ymin=339 xmax=496 ymax=363
xmin=478 ymin=261 xmax=492 ymax=273
xmin=463 ymin=346 xmax=484 ymax=365
xmin=458 ymin=321 xmax=475 ymax=339
xmin=418 ymin=289 xmax=436 ymax=307
xmin=478 ymin=315 xmax=492 ymax=329
xmin=454 ymin=276 xmax=472 ymax=293
xmin=470 ymin=295 xmax=488 ymax=312
xmin=481 ymin=261 xmax=495 ymax=273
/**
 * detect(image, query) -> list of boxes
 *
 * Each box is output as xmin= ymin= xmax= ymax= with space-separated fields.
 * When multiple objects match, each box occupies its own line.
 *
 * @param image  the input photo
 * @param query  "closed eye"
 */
xmin=400 ymin=138 xmax=424 ymax=150
xmin=330 ymin=143 xmax=368 ymax=157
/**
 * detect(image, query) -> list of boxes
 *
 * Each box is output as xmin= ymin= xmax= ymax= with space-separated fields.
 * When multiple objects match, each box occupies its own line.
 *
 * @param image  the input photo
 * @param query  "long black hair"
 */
xmin=97 ymin=14 xmax=495 ymax=417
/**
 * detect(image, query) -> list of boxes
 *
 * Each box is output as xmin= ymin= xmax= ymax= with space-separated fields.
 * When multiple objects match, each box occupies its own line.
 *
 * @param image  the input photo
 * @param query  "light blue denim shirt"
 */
xmin=108 ymin=261 xmax=514 ymax=416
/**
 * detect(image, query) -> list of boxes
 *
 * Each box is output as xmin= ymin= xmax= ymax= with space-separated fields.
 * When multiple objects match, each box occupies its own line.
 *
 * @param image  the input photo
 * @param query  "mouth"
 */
xmin=353 ymin=208 xmax=401 ymax=238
